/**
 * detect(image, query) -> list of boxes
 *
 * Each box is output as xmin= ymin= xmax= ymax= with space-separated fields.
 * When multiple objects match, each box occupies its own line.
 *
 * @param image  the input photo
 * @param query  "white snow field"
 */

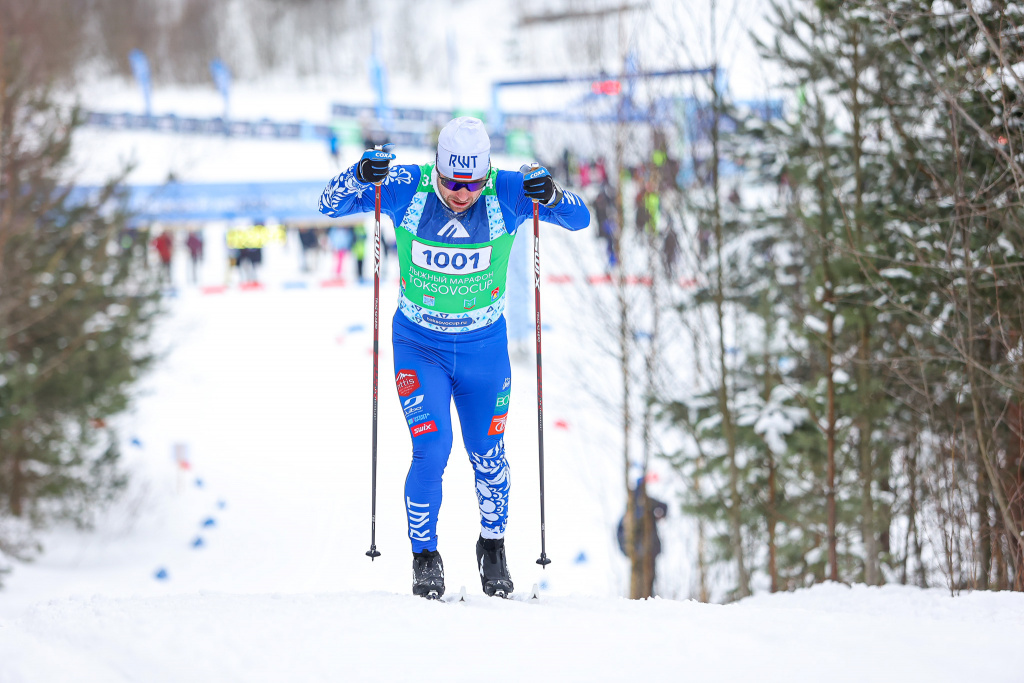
xmin=1 ymin=229 xmax=1022 ymax=682
xmin=2 ymin=14 xmax=1021 ymax=672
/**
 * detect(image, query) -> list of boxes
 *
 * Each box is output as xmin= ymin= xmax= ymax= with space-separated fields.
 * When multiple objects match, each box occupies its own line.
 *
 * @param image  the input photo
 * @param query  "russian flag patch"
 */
xmin=453 ymin=171 xmax=474 ymax=179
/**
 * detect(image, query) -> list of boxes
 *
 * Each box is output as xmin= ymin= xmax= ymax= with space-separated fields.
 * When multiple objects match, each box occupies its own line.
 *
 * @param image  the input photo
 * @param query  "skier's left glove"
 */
xmin=357 ymin=147 xmax=396 ymax=185
xmin=521 ymin=165 xmax=564 ymax=207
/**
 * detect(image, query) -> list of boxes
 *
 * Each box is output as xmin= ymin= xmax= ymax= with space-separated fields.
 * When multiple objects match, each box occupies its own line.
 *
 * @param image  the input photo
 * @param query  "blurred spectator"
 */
xmin=635 ymin=185 xmax=650 ymax=234
xmin=328 ymin=226 xmax=354 ymax=281
xmin=186 ymin=230 xmax=204 ymax=284
xmin=151 ymin=230 xmax=173 ymax=285
xmin=328 ymin=130 xmax=341 ymax=168
xmin=601 ymin=214 xmax=619 ymax=269
xmin=239 ymin=221 xmax=266 ymax=284
xmin=298 ymin=227 xmax=320 ymax=273
xmin=594 ymin=157 xmax=608 ymax=186
xmin=617 ymin=487 xmax=669 ymax=597
xmin=699 ymin=228 xmax=712 ymax=261
xmin=593 ymin=183 xmax=613 ymax=242
xmin=352 ymin=223 xmax=367 ymax=283
xmin=579 ymin=161 xmax=591 ymax=189
xmin=560 ymin=148 xmax=575 ymax=186
xmin=238 ymin=245 xmax=261 ymax=284
xmin=644 ymin=185 xmax=660 ymax=235
xmin=663 ymin=224 xmax=679 ymax=277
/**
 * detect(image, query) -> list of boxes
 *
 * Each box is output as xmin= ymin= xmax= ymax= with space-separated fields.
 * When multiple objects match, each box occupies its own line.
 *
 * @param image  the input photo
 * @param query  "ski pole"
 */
xmin=366 ymin=143 xmax=392 ymax=561
xmin=523 ymin=164 xmax=552 ymax=568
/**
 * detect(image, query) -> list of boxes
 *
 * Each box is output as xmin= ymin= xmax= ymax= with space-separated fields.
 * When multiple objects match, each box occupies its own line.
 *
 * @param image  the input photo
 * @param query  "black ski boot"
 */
xmin=412 ymin=549 xmax=445 ymax=600
xmin=476 ymin=536 xmax=513 ymax=597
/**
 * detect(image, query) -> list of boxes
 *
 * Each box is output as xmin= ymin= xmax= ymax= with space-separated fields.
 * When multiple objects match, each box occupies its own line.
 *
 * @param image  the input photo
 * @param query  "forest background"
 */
xmin=1 ymin=0 xmax=1022 ymax=600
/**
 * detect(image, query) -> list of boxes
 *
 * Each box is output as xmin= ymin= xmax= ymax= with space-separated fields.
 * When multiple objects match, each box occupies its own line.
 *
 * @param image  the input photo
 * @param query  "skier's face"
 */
xmin=437 ymin=175 xmax=485 ymax=213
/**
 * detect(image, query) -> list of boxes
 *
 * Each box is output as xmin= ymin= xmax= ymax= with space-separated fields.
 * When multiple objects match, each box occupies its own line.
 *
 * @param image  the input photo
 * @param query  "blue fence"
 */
xmin=84 ymin=95 xmax=783 ymax=155
xmin=72 ymin=180 xmax=331 ymax=223
xmin=85 ymin=111 xmax=330 ymax=140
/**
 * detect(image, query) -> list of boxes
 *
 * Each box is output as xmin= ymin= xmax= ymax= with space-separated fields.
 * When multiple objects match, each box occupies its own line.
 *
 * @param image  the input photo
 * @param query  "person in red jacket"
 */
xmin=152 ymin=230 xmax=173 ymax=285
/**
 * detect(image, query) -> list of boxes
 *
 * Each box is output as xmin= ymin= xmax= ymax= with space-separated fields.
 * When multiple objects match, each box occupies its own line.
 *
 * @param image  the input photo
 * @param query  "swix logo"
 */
xmin=402 ymin=394 xmax=424 ymax=416
xmin=488 ymin=413 xmax=508 ymax=435
xmin=502 ymin=377 xmax=511 ymax=390
xmin=396 ymin=369 xmax=420 ymax=397
xmin=412 ymin=420 xmax=438 ymax=437
xmin=438 ymin=219 xmax=470 ymax=239
xmin=491 ymin=286 xmax=500 ymax=301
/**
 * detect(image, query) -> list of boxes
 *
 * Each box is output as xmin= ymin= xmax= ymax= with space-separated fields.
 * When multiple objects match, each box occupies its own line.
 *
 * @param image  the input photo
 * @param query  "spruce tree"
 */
xmin=0 ymin=33 xmax=162 ymax=577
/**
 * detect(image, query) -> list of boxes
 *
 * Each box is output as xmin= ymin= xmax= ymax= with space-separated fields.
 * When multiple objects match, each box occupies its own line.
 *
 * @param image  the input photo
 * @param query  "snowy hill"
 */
xmin=3 ymin=4 xmax=1022 ymax=679
xmin=4 ymin=583 xmax=1022 ymax=682
xmin=1 ymin=234 xmax=1022 ymax=682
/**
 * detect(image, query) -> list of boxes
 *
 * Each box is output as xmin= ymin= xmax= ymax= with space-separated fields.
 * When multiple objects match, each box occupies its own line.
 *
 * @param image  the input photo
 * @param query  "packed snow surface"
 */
xmin=4 ymin=15 xmax=1023 ymax=674
xmin=1 ymin=237 xmax=1021 ymax=683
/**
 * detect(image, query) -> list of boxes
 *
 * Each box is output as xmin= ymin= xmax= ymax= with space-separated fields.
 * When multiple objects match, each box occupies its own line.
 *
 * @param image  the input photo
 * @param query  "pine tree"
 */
xmin=0 ymin=31 xmax=162 ymax=575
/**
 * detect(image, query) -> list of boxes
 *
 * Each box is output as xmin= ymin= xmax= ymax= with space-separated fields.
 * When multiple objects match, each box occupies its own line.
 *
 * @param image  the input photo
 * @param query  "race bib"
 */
xmin=411 ymin=240 xmax=492 ymax=275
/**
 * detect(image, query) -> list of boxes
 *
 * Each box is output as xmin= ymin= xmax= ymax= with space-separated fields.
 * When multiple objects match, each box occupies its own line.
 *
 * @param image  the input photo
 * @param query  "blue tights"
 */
xmin=392 ymin=312 xmax=512 ymax=553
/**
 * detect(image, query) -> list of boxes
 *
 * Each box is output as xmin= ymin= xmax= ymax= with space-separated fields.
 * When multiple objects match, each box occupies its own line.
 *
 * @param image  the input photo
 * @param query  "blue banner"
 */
xmin=71 ymin=181 xmax=330 ymax=223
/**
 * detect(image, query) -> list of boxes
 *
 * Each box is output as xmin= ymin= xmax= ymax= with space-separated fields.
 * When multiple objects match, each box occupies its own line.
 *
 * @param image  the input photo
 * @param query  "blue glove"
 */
xmin=357 ymin=147 xmax=396 ymax=184
xmin=521 ymin=165 xmax=563 ymax=206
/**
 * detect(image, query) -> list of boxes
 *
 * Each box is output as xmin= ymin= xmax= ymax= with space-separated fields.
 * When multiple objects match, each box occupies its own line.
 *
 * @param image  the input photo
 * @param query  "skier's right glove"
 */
xmin=521 ymin=165 xmax=563 ymax=207
xmin=356 ymin=147 xmax=396 ymax=185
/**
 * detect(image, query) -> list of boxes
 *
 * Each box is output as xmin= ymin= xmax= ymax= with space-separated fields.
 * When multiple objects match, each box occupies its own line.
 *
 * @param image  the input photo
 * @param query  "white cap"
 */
xmin=436 ymin=117 xmax=490 ymax=181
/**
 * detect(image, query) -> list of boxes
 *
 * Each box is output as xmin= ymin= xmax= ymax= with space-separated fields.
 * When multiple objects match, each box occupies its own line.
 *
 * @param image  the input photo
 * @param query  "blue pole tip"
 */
xmin=192 ymin=536 xmax=205 ymax=548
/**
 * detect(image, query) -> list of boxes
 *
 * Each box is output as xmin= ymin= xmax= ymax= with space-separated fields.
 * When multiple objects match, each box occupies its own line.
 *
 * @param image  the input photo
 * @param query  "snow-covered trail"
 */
xmin=3 ymin=584 xmax=1022 ymax=682
xmin=1 ymin=235 xmax=1022 ymax=682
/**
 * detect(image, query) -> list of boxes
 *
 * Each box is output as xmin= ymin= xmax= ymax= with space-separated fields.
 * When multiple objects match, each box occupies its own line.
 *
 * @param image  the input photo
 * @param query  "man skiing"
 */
xmin=319 ymin=117 xmax=590 ymax=598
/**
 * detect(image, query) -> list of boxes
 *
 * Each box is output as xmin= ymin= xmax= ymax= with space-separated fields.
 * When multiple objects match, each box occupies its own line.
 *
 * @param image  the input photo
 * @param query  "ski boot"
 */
xmin=412 ymin=549 xmax=445 ymax=600
xmin=476 ymin=536 xmax=514 ymax=598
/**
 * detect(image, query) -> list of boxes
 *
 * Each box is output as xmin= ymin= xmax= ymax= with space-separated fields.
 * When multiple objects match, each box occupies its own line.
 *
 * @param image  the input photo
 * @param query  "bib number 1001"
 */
xmin=411 ymin=241 xmax=491 ymax=275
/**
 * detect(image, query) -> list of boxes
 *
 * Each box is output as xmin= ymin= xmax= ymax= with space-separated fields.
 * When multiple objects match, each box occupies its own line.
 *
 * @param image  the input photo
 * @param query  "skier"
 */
xmin=319 ymin=117 xmax=590 ymax=599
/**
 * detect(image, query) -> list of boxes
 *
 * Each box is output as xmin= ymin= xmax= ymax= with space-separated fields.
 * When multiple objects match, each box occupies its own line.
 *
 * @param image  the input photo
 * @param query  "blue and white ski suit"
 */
xmin=320 ymin=162 xmax=589 ymax=552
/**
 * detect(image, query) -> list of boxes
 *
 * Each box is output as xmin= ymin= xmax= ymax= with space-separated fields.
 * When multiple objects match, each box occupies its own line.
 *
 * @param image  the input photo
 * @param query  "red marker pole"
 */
xmin=533 ymin=198 xmax=551 ymax=568
xmin=366 ymin=150 xmax=385 ymax=561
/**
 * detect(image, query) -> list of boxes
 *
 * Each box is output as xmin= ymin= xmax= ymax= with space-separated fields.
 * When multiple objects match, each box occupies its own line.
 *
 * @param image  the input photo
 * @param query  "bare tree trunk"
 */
xmin=978 ymin=468 xmax=992 ymax=589
xmin=10 ymin=438 xmax=24 ymax=517
xmin=965 ymin=287 xmax=1024 ymax=581
xmin=825 ymin=296 xmax=839 ymax=582
xmin=763 ymin=300 xmax=779 ymax=592
xmin=993 ymin=523 xmax=1008 ymax=590
xmin=846 ymin=24 xmax=880 ymax=586
xmin=641 ymin=480 xmax=656 ymax=598
xmin=695 ymin=473 xmax=709 ymax=601
xmin=858 ymin=325 xmax=879 ymax=585
xmin=610 ymin=100 xmax=642 ymax=599
xmin=709 ymin=63 xmax=748 ymax=599
xmin=639 ymin=226 xmax=662 ymax=599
